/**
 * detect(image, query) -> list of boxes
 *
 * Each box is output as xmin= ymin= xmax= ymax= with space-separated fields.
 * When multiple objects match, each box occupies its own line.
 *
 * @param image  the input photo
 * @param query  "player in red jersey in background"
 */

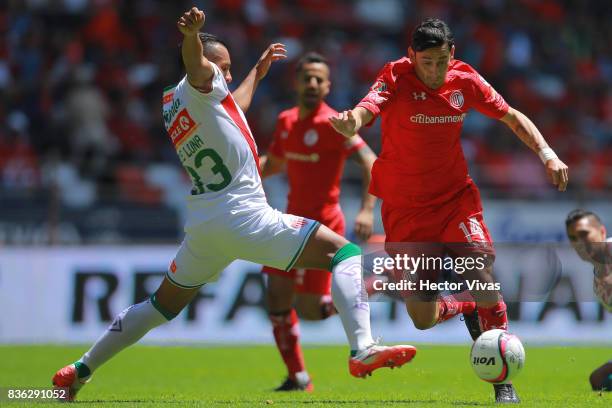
xmin=260 ymin=52 xmax=378 ymax=392
xmin=331 ymin=18 xmax=569 ymax=403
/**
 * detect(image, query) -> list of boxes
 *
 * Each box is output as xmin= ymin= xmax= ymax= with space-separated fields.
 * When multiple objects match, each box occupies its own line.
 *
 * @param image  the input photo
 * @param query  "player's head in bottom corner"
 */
xmin=566 ymin=209 xmax=608 ymax=262
xmin=294 ymin=52 xmax=331 ymax=111
xmin=178 ymin=33 xmax=232 ymax=84
xmin=408 ymin=18 xmax=455 ymax=90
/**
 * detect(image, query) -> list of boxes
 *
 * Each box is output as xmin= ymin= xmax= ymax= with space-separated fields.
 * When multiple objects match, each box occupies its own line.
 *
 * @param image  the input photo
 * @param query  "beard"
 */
xmin=301 ymin=94 xmax=320 ymax=109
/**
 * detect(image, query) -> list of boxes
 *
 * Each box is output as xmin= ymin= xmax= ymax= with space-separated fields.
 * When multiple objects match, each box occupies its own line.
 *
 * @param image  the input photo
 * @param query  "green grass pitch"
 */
xmin=1 ymin=344 xmax=609 ymax=407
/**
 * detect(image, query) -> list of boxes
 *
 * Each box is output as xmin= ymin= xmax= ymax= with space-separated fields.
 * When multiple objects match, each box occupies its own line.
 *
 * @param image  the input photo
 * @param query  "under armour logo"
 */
xmin=413 ymin=91 xmax=427 ymax=100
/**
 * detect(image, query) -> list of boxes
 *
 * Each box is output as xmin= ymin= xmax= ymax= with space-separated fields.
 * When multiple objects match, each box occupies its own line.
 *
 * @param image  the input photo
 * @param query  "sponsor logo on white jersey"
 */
xmin=163 ymin=98 xmax=181 ymax=126
xmin=410 ymin=113 xmax=467 ymax=124
xmin=168 ymin=108 xmax=198 ymax=147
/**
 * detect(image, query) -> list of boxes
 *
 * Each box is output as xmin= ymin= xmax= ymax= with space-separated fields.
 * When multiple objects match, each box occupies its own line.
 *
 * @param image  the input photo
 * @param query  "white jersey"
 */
xmin=162 ymin=63 xmax=267 ymax=226
xmin=593 ymin=237 xmax=612 ymax=312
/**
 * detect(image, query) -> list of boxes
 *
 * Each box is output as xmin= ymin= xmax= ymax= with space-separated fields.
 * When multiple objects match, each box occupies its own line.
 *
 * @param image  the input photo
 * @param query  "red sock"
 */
xmin=477 ymin=300 xmax=508 ymax=331
xmin=436 ymin=293 xmax=476 ymax=323
xmin=270 ymin=309 xmax=305 ymax=379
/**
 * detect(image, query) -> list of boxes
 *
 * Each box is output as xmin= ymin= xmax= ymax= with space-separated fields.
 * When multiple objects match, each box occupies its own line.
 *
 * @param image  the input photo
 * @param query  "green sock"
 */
xmin=350 ymin=350 xmax=358 ymax=357
xmin=329 ymin=242 xmax=362 ymax=271
xmin=74 ymin=361 xmax=91 ymax=378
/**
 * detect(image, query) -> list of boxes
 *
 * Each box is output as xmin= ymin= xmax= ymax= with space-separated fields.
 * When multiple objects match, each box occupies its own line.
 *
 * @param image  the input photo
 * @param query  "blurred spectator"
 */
xmin=1 ymin=0 xmax=611 ymax=242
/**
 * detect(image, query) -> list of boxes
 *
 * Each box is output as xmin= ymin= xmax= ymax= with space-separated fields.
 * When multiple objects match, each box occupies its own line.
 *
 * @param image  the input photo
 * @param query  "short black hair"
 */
xmin=198 ymin=32 xmax=229 ymax=55
xmin=565 ymin=209 xmax=602 ymax=228
xmin=295 ymin=52 xmax=328 ymax=73
xmin=178 ymin=33 xmax=229 ymax=71
xmin=411 ymin=18 xmax=455 ymax=52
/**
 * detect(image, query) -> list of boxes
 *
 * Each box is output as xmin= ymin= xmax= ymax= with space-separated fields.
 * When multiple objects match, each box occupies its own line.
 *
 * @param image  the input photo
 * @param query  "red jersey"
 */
xmin=356 ymin=57 xmax=509 ymax=207
xmin=268 ymin=102 xmax=365 ymax=218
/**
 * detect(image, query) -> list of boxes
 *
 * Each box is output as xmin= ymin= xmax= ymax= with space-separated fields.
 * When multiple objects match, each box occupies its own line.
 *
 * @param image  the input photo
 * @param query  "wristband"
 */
xmin=538 ymin=147 xmax=558 ymax=164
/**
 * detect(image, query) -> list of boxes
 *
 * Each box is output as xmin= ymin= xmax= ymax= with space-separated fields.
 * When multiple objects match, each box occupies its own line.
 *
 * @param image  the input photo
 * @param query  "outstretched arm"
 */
xmin=329 ymin=107 xmax=374 ymax=138
xmin=500 ymin=106 xmax=569 ymax=191
xmin=177 ymin=7 xmax=214 ymax=90
xmin=232 ymin=43 xmax=287 ymax=112
xmin=350 ymin=144 xmax=378 ymax=241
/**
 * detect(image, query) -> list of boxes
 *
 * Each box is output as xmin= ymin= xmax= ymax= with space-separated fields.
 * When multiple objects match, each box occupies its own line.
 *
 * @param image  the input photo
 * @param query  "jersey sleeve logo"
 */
xmin=303 ymin=129 xmax=319 ymax=146
xmin=449 ymin=90 xmax=464 ymax=108
xmin=373 ymin=80 xmax=387 ymax=93
xmin=169 ymin=109 xmax=198 ymax=147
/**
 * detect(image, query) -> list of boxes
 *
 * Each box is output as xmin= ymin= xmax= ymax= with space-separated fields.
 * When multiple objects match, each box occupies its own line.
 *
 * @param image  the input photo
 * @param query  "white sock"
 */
xmin=79 ymin=297 xmax=171 ymax=373
xmin=331 ymin=251 xmax=374 ymax=352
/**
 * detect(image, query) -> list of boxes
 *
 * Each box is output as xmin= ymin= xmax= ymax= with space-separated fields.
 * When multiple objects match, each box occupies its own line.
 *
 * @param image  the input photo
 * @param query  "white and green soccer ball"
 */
xmin=470 ymin=329 xmax=525 ymax=384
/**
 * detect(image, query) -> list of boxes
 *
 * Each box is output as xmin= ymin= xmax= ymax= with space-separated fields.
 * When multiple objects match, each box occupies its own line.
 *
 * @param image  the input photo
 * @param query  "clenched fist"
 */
xmin=177 ymin=7 xmax=205 ymax=36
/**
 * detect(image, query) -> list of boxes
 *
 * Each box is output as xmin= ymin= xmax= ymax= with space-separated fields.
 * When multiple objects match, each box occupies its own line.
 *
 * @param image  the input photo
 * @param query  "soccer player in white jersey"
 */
xmin=565 ymin=209 xmax=612 ymax=392
xmin=51 ymin=7 xmax=416 ymax=400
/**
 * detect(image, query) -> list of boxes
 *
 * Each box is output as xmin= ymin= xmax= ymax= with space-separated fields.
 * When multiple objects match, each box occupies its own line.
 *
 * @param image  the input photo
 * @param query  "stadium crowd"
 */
xmin=1 ymin=0 xmax=611 ymax=213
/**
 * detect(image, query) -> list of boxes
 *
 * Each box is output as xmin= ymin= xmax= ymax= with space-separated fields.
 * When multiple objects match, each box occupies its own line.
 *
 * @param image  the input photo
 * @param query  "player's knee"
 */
xmin=296 ymin=308 xmax=321 ymax=321
xmin=267 ymin=290 xmax=292 ymax=312
xmin=411 ymin=316 xmax=436 ymax=330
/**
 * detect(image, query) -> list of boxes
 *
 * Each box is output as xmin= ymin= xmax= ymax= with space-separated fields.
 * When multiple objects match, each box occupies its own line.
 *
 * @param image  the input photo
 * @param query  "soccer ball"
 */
xmin=470 ymin=329 xmax=525 ymax=384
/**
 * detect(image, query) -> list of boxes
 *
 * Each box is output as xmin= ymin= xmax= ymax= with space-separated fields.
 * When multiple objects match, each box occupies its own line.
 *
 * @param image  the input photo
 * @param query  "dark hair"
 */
xmin=295 ymin=52 xmax=328 ymax=73
xmin=178 ymin=33 xmax=229 ymax=70
xmin=411 ymin=18 xmax=455 ymax=52
xmin=565 ymin=209 xmax=602 ymax=228
xmin=198 ymin=32 xmax=230 ymax=55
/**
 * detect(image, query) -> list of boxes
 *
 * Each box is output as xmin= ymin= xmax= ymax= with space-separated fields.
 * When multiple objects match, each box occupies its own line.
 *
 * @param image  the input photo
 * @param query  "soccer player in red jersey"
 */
xmin=330 ymin=18 xmax=569 ymax=403
xmin=260 ymin=52 xmax=378 ymax=391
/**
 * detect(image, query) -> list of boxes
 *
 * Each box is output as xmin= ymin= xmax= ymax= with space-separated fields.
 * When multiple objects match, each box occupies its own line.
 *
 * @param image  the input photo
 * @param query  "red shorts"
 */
xmin=381 ymin=182 xmax=494 ymax=299
xmin=382 ymin=181 xmax=494 ymax=249
xmin=262 ymin=208 xmax=345 ymax=295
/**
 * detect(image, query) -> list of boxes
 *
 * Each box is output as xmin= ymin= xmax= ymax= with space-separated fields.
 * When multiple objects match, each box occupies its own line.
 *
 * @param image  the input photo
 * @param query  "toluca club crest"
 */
xmin=303 ymin=129 xmax=319 ymax=146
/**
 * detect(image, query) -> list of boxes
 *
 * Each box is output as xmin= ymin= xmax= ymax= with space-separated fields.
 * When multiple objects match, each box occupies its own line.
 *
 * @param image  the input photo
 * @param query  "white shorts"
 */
xmin=166 ymin=205 xmax=320 ymax=288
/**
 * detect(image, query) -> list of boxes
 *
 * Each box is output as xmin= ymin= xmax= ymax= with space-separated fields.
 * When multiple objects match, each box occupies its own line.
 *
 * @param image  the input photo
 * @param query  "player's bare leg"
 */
xmin=266 ymin=274 xmax=313 ymax=391
xmin=404 ymin=300 xmax=438 ymax=330
xmin=295 ymin=294 xmax=336 ymax=321
xmin=52 ymin=278 xmax=200 ymax=400
xmin=295 ymin=225 xmax=416 ymax=378
xmin=403 ymin=293 xmax=477 ymax=329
